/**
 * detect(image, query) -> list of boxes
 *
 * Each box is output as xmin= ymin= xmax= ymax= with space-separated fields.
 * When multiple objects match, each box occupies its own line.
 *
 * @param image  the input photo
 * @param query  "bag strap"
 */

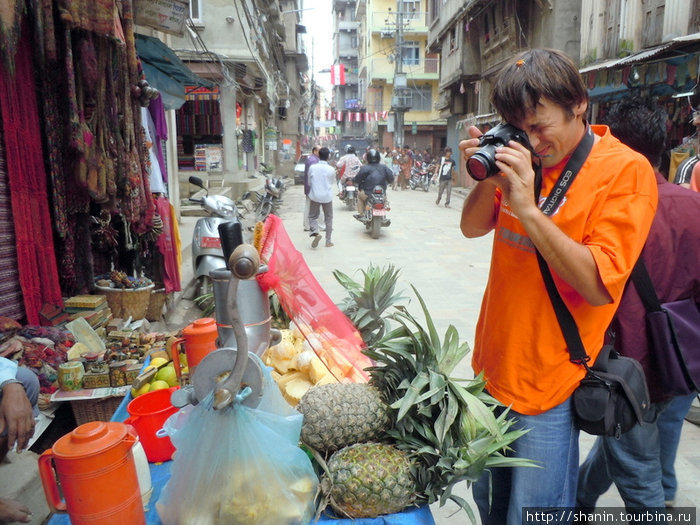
xmin=630 ymin=258 xmax=663 ymax=312
xmin=535 ymin=126 xmax=595 ymax=366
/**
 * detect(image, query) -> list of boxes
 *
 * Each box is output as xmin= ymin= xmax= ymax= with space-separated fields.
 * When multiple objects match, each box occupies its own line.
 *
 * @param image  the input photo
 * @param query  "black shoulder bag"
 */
xmin=534 ymin=127 xmax=650 ymax=438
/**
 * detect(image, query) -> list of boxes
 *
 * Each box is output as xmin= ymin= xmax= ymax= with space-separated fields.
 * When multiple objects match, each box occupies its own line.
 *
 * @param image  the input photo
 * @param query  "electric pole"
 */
xmin=390 ymin=0 xmax=409 ymax=148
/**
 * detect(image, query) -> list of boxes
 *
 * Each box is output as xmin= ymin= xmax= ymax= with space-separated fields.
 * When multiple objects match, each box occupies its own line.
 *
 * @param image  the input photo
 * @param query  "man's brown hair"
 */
xmin=490 ymin=48 xmax=588 ymax=126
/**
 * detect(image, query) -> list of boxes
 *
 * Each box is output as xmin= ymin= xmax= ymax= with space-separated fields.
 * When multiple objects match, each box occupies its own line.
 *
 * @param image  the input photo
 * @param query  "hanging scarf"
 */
xmin=0 ymin=21 xmax=63 ymax=323
xmin=0 ymin=0 xmax=24 ymax=75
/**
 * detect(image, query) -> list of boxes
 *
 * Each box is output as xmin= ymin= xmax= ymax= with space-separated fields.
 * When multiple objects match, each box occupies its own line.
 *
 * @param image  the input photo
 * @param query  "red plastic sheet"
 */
xmin=256 ymin=215 xmax=371 ymax=382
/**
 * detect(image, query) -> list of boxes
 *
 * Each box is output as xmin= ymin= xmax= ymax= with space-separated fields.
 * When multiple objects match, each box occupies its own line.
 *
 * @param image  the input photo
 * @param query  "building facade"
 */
xmin=166 ymin=0 xmax=312 ymax=190
xmin=332 ymin=0 xmax=445 ymax=154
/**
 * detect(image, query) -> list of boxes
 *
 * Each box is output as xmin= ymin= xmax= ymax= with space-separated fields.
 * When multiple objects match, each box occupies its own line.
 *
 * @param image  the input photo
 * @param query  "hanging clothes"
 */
xmin=0 ymin=21 xmax=63 ymax=323
xmin=141 ymin=106 xmax=166 ymax=194
xmin=148 ymin=95 xmax=169 ymax=183
xmin=154 ymin=196 xmax=181 ymax=293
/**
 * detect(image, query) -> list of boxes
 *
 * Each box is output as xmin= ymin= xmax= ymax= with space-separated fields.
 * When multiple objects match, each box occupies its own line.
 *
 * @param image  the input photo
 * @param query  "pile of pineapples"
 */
xmin=269 ymin=264 xmax=532 ymax=521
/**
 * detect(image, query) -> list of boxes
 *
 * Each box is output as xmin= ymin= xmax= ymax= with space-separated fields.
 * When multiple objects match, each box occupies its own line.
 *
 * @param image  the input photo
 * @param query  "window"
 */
xmin=190 ymin=0 xmax=203 ymax=24
xmin=402 ymin=0 xmax=420 ymax=20
xmin=402 ymin=41 xmax=420 ymax=66
xmin=407 ymin=85 xmax=432 ymax=111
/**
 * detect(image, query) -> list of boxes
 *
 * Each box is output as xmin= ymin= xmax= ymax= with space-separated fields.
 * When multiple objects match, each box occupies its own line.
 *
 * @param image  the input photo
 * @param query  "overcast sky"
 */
xmin=302 ymin=0 xmax=333 ymax=94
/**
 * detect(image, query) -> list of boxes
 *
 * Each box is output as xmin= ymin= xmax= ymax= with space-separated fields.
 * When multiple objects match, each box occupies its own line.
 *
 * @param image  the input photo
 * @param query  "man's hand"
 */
xmin=0 ymin=383 xmax=34 ymax=452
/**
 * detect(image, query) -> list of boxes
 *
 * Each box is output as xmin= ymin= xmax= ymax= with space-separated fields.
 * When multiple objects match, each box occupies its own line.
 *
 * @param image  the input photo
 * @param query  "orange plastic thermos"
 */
xmin=38 ymin=421 xmax=145 ymax=525
xmin=170 ymin=317 xmax=218 ymax=380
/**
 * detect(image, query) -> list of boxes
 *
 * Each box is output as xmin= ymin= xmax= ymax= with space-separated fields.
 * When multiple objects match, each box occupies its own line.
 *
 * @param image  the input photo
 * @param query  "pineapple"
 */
xmin=333 ymin=263 xmax=406 ymax=346
xmin=321 ymin=443 xmax=416 ymax=518
xmin=307 ymin=282 xmax=532 ymax=521
xmin=297 ymin=383 xmax=391 ymax=452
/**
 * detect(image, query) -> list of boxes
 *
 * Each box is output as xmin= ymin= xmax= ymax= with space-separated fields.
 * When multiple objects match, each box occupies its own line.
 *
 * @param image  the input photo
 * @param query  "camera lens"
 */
xmin=467 ymin=150 xmax=497 ymax=181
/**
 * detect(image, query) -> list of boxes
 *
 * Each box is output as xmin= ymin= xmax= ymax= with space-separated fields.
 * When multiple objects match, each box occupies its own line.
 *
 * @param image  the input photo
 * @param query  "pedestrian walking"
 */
xmin=303 ymin=145 xmax=320 ymax=231
xmin=434 ymin=147 xmax=455 ymax=207
xmin=307 ymin=147 xmax=336 ymax=248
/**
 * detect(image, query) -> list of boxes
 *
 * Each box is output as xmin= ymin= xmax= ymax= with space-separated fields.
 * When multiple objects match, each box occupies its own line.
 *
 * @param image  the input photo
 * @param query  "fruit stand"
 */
xmin=39 ymin=216 xmax=528 ymax=524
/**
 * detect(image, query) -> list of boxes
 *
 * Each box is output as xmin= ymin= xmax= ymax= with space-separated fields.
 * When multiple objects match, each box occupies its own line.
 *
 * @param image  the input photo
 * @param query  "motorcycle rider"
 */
xmin=336 ymin=145 xmax=363 ymax=199
xmin=353 ymin=148 xmax=394 ymax=216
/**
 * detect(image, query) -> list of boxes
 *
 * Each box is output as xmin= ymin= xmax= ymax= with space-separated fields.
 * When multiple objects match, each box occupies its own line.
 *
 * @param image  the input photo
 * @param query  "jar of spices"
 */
xmin=58 ymin=361 xmax=85 ymax=391
xmin=109 ymin=361 xmax=127 ymax=387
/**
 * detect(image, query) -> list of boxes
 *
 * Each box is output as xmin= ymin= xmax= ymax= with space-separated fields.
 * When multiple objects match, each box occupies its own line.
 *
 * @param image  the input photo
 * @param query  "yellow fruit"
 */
xmin=179 ymin=353 xmax=188 ymax=367
xmin=149 ymin=357 xmax=169 ymax=369
xmin=131 ymin=383 xmax=150 ymax=398
xmin=149 ymin=380 xmax=170 ymax=392
xmin=156 ymin=364 xmax=178 ymax=387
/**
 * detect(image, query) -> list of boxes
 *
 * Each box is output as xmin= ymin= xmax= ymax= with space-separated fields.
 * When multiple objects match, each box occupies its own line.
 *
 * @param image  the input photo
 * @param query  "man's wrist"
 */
xmin=0 ymin=378 xmax=22 ymax=393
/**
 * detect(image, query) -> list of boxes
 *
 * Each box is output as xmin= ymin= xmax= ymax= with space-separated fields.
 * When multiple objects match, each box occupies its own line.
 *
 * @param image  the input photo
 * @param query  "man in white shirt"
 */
xmin=307 ymin=147 xmax=336 ymax=248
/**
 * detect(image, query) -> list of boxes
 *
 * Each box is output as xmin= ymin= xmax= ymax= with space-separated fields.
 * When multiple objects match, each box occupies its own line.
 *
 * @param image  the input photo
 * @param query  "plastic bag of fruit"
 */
xmin=255 ymin=215 xmax=372 ymax=383
xmin=155 ymin=364 xmax=318 ymax=525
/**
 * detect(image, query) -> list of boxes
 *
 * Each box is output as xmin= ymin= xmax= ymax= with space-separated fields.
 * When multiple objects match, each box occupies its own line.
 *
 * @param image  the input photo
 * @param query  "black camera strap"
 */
xmin=534 ymin=125 xmax=595 ymax=365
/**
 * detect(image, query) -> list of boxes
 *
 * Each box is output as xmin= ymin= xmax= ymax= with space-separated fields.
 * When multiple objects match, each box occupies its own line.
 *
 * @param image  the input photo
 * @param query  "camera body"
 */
xmin=466 ymin=123 xmax=531 ymax=181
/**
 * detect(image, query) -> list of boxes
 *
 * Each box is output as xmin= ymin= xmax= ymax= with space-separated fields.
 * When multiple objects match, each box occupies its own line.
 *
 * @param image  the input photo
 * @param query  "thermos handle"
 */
xmin=38 ymin=451 xmax=67 ymax=513
xmin=169 ymin=337 xmax=185 ymax=383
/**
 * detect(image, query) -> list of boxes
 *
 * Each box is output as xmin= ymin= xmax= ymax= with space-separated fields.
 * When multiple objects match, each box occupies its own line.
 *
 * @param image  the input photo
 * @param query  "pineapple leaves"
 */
xmin=331 ymin=265 xmax=534 ymax=521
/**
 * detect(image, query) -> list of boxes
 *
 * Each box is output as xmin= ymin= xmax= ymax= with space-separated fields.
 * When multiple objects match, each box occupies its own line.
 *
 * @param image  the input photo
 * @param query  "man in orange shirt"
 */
xmin=459 ymin=49 xmax=657 ymax=524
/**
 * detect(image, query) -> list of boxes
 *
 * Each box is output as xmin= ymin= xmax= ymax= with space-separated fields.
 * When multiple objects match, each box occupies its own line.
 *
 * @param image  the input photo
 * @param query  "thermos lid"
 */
xmin=182 ymin=317 xmax=217 ymax=337
xmin=52 ymin=421 xmax=130 ymax=458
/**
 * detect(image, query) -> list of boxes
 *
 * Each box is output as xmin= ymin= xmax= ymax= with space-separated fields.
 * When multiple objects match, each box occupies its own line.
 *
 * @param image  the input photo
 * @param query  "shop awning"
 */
xmin=135 ymin=33 xmax=216 ymax=110
xmin=579 ymin=33 xmax=700 ymax=75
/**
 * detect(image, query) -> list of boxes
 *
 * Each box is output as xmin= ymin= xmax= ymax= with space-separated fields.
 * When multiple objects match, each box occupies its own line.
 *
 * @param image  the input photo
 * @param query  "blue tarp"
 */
xmin=135 ymin=33 xmax=215 ymax=110
xmin=47 ymin=387 xmax=436 ymax=525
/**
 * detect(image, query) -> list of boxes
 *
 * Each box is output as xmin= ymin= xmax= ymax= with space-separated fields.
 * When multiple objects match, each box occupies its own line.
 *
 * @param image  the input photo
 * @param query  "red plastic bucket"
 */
xmin=125 ymin=387 xmax=178 ymax=462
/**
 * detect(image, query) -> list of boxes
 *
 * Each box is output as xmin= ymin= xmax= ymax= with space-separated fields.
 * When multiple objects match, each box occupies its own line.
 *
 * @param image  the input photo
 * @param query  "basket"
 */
xmin=94 ymin=284 xmax=154 ymax=320
xmin=71 ymin=396 xmax=124 ymax=425
xmin=146 ymin=288 xmax=168 ymax=321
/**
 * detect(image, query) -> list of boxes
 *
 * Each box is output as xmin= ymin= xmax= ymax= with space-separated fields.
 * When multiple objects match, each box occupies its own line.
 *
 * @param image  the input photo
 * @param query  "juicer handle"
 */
xmin=38 ymin=450 xmax=67 ymax=513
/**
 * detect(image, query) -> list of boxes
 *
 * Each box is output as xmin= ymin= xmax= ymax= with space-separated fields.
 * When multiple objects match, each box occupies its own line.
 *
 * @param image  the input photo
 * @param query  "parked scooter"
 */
xmin=354 ymin=185 xmax=391 ymax=239
xmin=188 ymin=175 xmax=241 ymax=300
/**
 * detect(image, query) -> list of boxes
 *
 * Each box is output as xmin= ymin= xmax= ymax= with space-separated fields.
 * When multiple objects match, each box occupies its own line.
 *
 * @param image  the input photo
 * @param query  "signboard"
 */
xmin=134 ymin=0 xmax=189 ymax=37
xmin=194 ymin=144 xmax=223 ymax=171
xmin=412 ymin=122 xmax=418 ymax=135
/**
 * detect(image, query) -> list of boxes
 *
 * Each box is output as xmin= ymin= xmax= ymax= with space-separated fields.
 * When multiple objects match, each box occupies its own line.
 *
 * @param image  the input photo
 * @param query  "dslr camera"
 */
xmin=466 ymin=123 xmax=531 ymax=181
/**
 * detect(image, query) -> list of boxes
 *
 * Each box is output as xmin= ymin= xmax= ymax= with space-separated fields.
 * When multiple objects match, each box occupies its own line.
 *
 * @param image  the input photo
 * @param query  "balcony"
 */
xmin=370 ymin=11 xmax=429 ymax=34
xmin=338 ymin=20 xmax=360 ymax=32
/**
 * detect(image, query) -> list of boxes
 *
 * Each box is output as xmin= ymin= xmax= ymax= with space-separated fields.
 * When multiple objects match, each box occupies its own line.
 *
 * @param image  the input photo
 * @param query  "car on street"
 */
xmin=294 ymin=154 xmax=309 ymax=185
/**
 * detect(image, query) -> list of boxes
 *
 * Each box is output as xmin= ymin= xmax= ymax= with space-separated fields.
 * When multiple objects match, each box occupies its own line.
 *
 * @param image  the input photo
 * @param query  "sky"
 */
xmin=302 ymin=0 xmax=333 ymax=94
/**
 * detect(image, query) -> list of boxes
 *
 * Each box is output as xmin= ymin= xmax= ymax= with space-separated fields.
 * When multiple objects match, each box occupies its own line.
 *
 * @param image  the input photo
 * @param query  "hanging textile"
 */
xmin=141 ymin=106 xmax=166 ymax=194
xmin=0 ymin=126 xmax=23 ymax=320
xmin=0 ymin=0 xmax=24 ymax=74
xmin=56 ymin=0 xmax=116 ymax=37
xmin=148 ymin=95 xmax=169 ymax=182
xmin=154 ymin=197 xmax=181 ymax=293
xmin=0 ymin=21 xmax=63 ymax=324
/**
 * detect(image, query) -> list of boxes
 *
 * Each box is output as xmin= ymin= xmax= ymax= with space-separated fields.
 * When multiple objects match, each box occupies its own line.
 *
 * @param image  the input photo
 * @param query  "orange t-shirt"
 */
xmin=472 ymin=125 xmax=658 ymax=415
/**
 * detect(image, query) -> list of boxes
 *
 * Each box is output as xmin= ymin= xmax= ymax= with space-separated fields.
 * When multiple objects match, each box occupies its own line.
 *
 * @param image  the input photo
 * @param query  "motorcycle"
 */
xmin=409 ymin=161 xmax=433 ymax=192
xmin=339 ymin=179 xmax=358 ymax=210
xmin=243 ymin=175 xmax=286 ymax=223
xmin=188 ymin=175 xmax=241 ymax=303
xmin=354 ymin=185 xmax=391 ymax=239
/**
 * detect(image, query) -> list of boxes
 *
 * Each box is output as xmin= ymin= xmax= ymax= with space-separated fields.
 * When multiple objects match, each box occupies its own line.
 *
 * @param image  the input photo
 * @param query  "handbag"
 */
xmin=534 ymin=125 xmax=650 ymax=437
xmin=631 ymin=260 xmax=700 ymax=396
xmin=538 ymin=255 xmax=651 ymax=438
